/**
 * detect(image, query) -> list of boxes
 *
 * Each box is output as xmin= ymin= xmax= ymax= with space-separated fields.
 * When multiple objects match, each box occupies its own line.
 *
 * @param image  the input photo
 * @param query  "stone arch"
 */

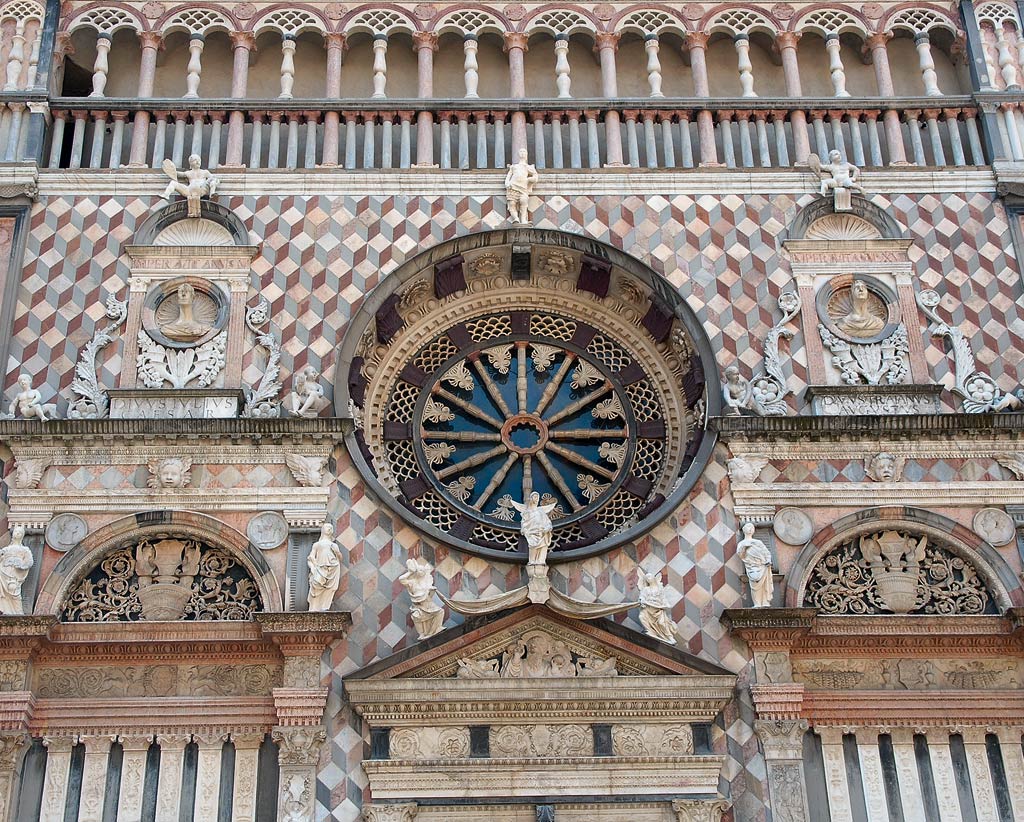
xmin=786 ymin=195 xmax=904 ymax=241
xmin=430 ymin=8 xmax=510 ymax=37
xmin=66 ymin=4 xmax=143 ymax=34
xmin=250 ymin=6 xmax=328 ymax=37
xmin=703 ymin=6 xmax=780 ymax=37
xmin=784 ymin=507 xmax=1022 ymax=611
xmin=157 ymin=6 xmax=236 ymax=36
xmin=342 ymin=6 xmax=418 ymax=36
xmin=336 ymin=227 xmax=720 ymax=563
xmin=522 ymin=7 xmax=599 ymax=36
xmin=614 ymin=7 xmax=689 ymax=38
xmin=35 ymin=509 xmax=283 ymax=616
xmin=133 ymin=200 xmax=251 ymax=247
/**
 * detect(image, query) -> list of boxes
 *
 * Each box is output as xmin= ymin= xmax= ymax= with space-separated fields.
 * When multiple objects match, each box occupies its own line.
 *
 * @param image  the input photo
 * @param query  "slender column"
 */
xmin=993 ymin=728 xmax=1024 ymax=820
xmin=504 ymin=32 xmax=528 ymax=156
xmin=866 ymin=33 xmax=908 ymax=164
xmin=397 ymin=110 xmax=412 ymax=167
xmin=189 ymin=110 xmax=203 ymax=157
xmin=771 ymin=110 xmax=789 ymax=166
xmin=847 ymin=110 xmax=865 ymax=165
xmin=960 ymin=728 xmax=998 ymax=821
xmin=623 ymin=109 xmax=639 ymax=166
xmin=475 ymin=112 xmax=487 ymax=167
xmin=915 ymin=33 xmax=942 ymax=96
xmin=0 ymin=733 xmax=27 ymax=822
xmin=183 ymin=33 xmax=205 ymax=98
xmin=108 ymin=110 xmax=127 ymax=167
xmin=645 ymin=35 xmax=663 ymax=96
xmin=129 ymin=31 xmax=163 ymax=165
xmin=776 ymin=31 xmax=802 ymax=95
xmin=87 ymin=109 xmax=106 ymax=168
xmin=303 ymin=111 xmax=318 ymax=168
xmin=853 ymin=728 xmax=889 ymax=822
xmin=686 ymin=32 xmax=718 ymax=165
xmin=1002 ymin=102 xmax=1024 ymax=159
xmin=88 ymin=32 xmax=112 ymax=97
xmin=825 ymin=33 xmax=851 ymax=97
xmin=343 ymin=111 xmax=358 ymax=168
xmin=362 ymin=113 xmax=375 ymax=168
xmin=944 ymin=109 xmax=965 ymax=165
xmin=720 ymin=109 xmax=736 ymax=167
xmin=864 ymin=110 xmax=883 ymax=165
xmin=818 ymin=727 xmax=854 ymax=822
xmin=554 ymin=35 xmax=571 ymax=98
xmin=754 ymin=110 xmax=770 ymax=166
xmin=905 ymin=109 xmax=926 ymax=165
xmin=267 ymin=111 xmax=282 ymax=168
xmin=154 ymin=734 xmax=190 ymax=822
xmin=48 ymin=110 xmax=65 ymax=167
xmin=642 ymin=110 xmax=657 ymax=167
xmin=25 ymin=25 xmax=38 ymax=87
xmin=828 ymin=109 xmax=847 ymax=158
xmin=273 ymin=728 xmax=325 ymax=822
xmin=248 ymin=112 xmax=264 ymax=168
xmin=463 ymin=34 xmax=479 ymax=98
xmin=734 ymin=34 xmax=756 ymax=97
xmin=736 ymin=110 xmax=753 ymax=166
xmin=39 ymin=737 xmax=75 ymax=822
xmin=3 ymin=22 xmax=25 ymax=90
xmin=889 ymin=729 xmax=924 ymax=821
xmin=224 ymin=32 xmax=255 ymax=166
xmin=232 ymin=733 xmax=264 ymax=822
xmin=661 ymin=111 xmax=676 ymax=166
xmin=996 ymin=26 xmax=1020 ymax=88
xmin=923 ymin=108 xmax=945 ymax=165
xmin=371 ymin=35 xmax=388 ymax=99
xmin=322 ymin=34 xmax=345 ymax=166
xmin=116 ymin=735 xmax=153 ymax=822
xmin=380 ymin=110 xmax=394 ymax=168
xmin=69 ymin=109 xmax=87 ymax=169
xmin=678 ymin=110 xmax=693 ymax=167
xmin=414 ymin=32 xmax=437 ymax=166
xmin=193 ymin=733 xmax=226 ymax=820
xmin=492 ymin=109 xmax=506 ymax=166
xmin=532 ymin=112 xmax=546 ymax=168
xmin=438 ymin=111 xmax=451 ymax=167
xmin=285 ymin=111 xmax=300 ymax=169
xmin=757 ymin=719 xmax=811 ymax=822
xmin=595 ymin=32 xmax=623 ymax=165
xmin=78 ymin=734 xmax=116 ymax=822
xmin=151 ymin=110 xmax=168 ymax=167
xmin=279 ymin=35 xmax=296 ymax=99
xmin=927 ymin=732 xmax=964 ymax=822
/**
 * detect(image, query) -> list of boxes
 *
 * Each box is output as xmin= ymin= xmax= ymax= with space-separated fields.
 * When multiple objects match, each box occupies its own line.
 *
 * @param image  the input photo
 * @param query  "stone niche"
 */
xmin=346 ymin=606 xmax=736 ymax=822
xmin=110 ymin=202 xmax=258 ymax=419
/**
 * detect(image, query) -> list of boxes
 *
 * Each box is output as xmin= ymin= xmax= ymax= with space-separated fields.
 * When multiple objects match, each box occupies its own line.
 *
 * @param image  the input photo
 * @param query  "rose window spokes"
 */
xmin=382 ymin=312 xmax=670 ymax=555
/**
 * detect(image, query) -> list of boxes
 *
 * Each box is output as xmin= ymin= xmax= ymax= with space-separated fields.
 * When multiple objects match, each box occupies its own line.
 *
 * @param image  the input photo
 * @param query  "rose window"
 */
xmin=343 ymin=236 xmax=717 ymax=561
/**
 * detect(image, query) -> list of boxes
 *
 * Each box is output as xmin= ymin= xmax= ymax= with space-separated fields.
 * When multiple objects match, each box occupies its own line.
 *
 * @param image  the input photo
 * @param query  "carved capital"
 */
xmin=229 ymin=31 xmax=256 ymax=51
xmin=775 ymin=31 xmax=801 ymax=50
xmin=230 ymin=731 xmax=266 ymax=750
xmin=154 ymin=733 xmax=191 ymax=751
xmin=865 ymin=31 xmax=891 ymax=51
xmin=755 ymin=718 xmax=809 ymax=760
xmin=139 ymin=30 xmax=165 ymax=51
xmin=326 ymin=32 xmax=348 ymax=51
xmin=78 ymin=734 xmax=117 ymax=754
xmin=363 ymin=804 xmax=419 ymax=822
xmin=503 ymin=32 xmax=529 ymax=52
xmin=685 ymin=31 xmax=710 ymax=50
xmin=117 ymin=734 xmax=154 ymax=753
xmin=594 ymin=31 xmax=620 ymax=52
xmin=272 ymin=726 xmax=326 ymax=765
xmin=412 ymin=31 xmax=439 ymax=52
xmin=0 ymin=734 xmax=27 ymax=770
xmin=42 ymin=736 xmax=76 ymax=755
xmin=671 ymin=798 xmax=730 ymax=822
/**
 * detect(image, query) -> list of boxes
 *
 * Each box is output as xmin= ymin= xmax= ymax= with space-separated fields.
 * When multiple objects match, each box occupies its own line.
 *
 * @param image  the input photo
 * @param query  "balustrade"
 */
xmin=39 ymin=99 xmax=994 ymax=172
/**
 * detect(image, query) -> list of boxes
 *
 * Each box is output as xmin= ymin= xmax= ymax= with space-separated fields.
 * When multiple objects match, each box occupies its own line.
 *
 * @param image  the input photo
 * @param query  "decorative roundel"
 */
xmin=342 ymin=232 xmax=718 ymax=562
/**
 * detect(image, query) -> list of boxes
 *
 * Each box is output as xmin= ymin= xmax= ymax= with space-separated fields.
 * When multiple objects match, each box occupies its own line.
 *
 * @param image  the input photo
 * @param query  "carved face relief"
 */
xmin=147 ymin=458 xmax=193 ymax=489
xmin=828 ymin=280 xmax=888 ymax=340
xmin=144 ymin=278 xmax=227 ymax=349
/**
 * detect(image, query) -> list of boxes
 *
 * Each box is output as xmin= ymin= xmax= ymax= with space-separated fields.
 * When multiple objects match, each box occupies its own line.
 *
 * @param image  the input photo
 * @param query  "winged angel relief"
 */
xmin=136 ymin=330 xmax=227 ymax=390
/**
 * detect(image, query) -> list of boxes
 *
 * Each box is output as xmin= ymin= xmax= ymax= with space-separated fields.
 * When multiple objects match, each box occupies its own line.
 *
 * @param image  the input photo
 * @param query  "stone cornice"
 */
xmin=8 ymin=487 xmax=330 ymax=516
xmin=713 ymin=413 xmax=1024 ymax=444
xmin=729 ymin=482 xmax=1024 ymax=513
xmin=803 ymin=689 xmax=1024 ymax=728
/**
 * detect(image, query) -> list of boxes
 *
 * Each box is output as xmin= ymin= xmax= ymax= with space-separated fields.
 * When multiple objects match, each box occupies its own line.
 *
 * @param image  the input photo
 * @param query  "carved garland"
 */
xmin=803 ymin=529 xmax=997 ymax=616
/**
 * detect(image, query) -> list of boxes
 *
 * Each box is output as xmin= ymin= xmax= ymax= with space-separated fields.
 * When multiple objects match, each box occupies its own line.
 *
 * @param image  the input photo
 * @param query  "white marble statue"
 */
xmin=0 ymin=525 xmax=33 ymax=615
xmin=504 ymin=148 xmax=539 ymax=225
xmin=8 ymin=374 xmax=57 ymax=421
xmin=737 ymin=522 xmax=774 ymax=608
xmin=722 ymin=365 xmax=755 ymax=416
xmin=161 ymin=154 xmax=220 ymax=218
xmin=637 ymin=570 xmax=678 ymax=645
xmin=809 ymin=150 xmax=864 ymax=199
xmin=512 ymin=492 xmax=556 ymax=567
xmin=285 ymin=366 xmax=330 ymax=418
xmin=306 ymin=521 xmax=344 ymax=612
xmin=398 ymin=557 xmax=445 ymax=639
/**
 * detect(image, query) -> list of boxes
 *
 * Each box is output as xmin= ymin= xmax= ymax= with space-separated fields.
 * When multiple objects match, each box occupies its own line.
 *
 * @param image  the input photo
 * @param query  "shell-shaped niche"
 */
xmin=153 ymin=218 xmax=235 ymax=247
xmin=804 ymin=214 xmax=882 ymax=241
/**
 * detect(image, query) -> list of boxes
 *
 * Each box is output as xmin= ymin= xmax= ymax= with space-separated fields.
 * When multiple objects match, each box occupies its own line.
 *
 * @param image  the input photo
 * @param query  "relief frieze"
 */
xmin=792 ymin=657 xmax=1022 ymax=690
xmin=35 ymin=662 xmax=282 ymax=698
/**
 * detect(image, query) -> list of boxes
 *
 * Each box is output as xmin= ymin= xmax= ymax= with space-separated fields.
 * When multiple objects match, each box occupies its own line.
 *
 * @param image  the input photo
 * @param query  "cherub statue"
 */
xmin=146 ymin=457 xmax=193 ymax=489
xmin=511 ymin=491 xmax=556 ymax=567
xmin=8 ymin=374 xmax=57 ymax=421
xmin=161 ymin=154 xmax=220 ymax=218
xmin=504 ymin=148 xmax=539 ymax=224
xmin=722 ymin=365 xmax=755 ymax=416
xmin=284 ymin=366 xmax=330 ymax=418
xmin=398 ymin=557 xmax=445 ymax=639
xmin=306 ymin=521 xmax=344 ymax=612
xmin=808 ymin=150 xmax=863 ymax=199
xmin=0 ymin=525 xmax=33 ymax=615
xmin=637 ymin=570 xmax=678 ymax=645
xmin=736 ymin=522 xmax=774 ymax=608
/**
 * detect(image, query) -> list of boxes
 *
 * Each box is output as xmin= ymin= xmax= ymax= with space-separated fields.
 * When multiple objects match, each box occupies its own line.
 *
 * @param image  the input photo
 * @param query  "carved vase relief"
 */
xmin=61 ymin=541 xmax=261 ymax=622
xmin=803 ymin=530 xmax=996 ymax=615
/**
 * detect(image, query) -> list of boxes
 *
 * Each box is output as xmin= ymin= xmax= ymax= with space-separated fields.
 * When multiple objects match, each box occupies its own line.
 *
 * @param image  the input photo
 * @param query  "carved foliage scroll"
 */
xmin=803 ymin=530 xmax=996 ymax=616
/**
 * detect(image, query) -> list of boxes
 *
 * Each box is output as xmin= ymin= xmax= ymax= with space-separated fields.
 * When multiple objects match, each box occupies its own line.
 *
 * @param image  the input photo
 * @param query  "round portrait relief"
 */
xmin=816 ymin=275 xmax=898 ymax=345
xmin=142 ymin=278 xmax=228 ymax=349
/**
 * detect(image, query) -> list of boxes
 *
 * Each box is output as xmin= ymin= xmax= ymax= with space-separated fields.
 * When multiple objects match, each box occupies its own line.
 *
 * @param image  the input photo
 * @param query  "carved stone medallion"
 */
xmin=142 ymin=278 xmax=228 ymax=349
xmin=45 ymin=514 xmax=88 ymax=553
xmin=816 ymin=276 xmax=897 ymax=345
xmin=247 ymin=512 xmax=290 ymax=551
xmin=772 ymin=508 xmax=813 ymax=545
xmin=973 ymin=508 xmax=1015 ymax=547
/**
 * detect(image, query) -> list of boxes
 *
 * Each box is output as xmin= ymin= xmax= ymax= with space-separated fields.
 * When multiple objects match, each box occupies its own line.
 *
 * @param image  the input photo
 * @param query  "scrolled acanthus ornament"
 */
xmin=917 ymin=289 xmax=1023 ymax=413
xmin=67 ymin=294 xmax=128 ymax=420
xmin=803 ymin=529 xmax=997 ymax=616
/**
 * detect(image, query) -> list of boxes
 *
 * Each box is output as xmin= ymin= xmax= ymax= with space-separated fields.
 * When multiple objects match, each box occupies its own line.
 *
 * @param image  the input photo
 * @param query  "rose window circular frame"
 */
xmin=340 ymin=232 xmax=719 ymax=562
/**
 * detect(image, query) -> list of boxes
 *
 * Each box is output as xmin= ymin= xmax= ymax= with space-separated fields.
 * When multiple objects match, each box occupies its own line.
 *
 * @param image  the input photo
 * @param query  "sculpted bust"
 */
xmin=159 ymin=283 xmax=213 ymax=342
xmin=836 ymin=279 xmax=885 ymax=338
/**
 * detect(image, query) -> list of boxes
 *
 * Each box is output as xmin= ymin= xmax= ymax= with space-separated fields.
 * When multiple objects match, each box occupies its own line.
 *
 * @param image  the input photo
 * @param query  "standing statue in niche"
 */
xmin=0 ymin=525 xmax=33 ymax=615
xmin=505 ymin=148 xmax=539 ymax=224
xmin=306 ymin=521 xmax=344 ymax=612
xmin=637 ymin=570 xmax=678 ymax=645
xmin=161 ymin=154 xmax=220 ymax=218
xmin=736 ymin=522 xmax=774 ymax=608
xmin=398 ymin=557 xmax=445 ymax=639
xmin=285 ymin=366 xmax=331 ymax=418
xmin=809 ymin=150 xmax=863 ymax=210
xmin=8 ymin=374 xmax=57 ymax=421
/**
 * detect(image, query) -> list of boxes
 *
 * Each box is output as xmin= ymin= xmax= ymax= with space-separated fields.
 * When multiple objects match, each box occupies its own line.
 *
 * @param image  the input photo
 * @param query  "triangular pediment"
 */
xmin=347 ymin=605 xmax=733 ymax=681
